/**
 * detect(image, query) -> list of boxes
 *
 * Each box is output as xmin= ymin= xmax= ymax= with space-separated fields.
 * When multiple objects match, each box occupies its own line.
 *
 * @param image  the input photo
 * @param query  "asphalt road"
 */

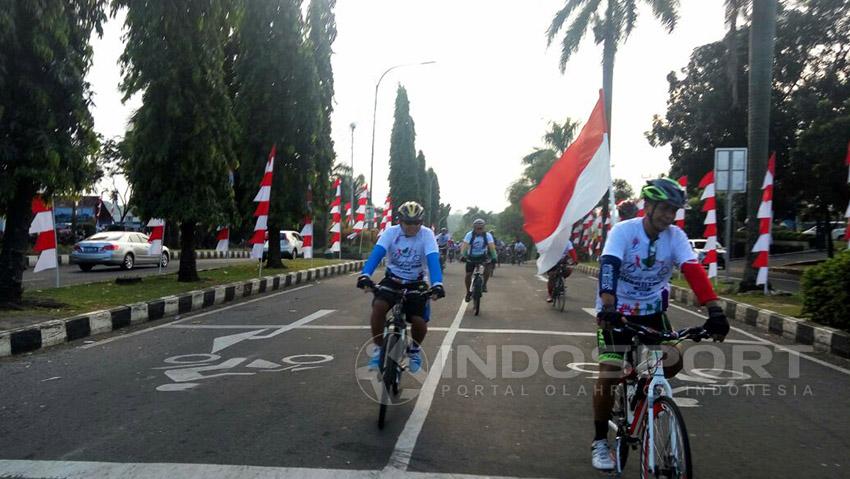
xmin=22 ymin=257 xmax=257 ymax=290
xmin=1 ymin=261 xmax=849 ymax=478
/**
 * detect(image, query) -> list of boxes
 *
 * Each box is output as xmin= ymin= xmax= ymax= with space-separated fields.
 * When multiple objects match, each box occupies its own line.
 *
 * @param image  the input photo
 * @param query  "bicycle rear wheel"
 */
xmin=640 ymin=396 xmax=692 ymax=478
xmin=472 ymin=276 xmax=482 ymax=316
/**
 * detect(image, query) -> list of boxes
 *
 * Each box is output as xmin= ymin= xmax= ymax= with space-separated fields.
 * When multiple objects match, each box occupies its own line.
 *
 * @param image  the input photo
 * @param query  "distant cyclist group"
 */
xmin=355 ymin=177 xmax=730 ymax=471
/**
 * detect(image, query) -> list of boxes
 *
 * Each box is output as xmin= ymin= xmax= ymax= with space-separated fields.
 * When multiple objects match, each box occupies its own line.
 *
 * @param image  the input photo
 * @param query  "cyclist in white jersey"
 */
xmin=590 ymin=178 xmax=730 ymax=470
xmin=459 ymin=218 xmax=497 ymax=301
xmin=357 ymin=202 xmax=445 ymax=373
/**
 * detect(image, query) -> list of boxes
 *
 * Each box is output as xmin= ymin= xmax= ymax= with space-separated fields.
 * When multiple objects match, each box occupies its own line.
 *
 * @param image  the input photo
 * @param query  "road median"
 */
xmin=1 ymin=260 xmax=364 ymax=358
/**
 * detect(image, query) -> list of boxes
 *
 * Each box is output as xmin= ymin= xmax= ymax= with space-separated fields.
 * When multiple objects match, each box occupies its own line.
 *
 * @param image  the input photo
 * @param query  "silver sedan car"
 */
xmin=71 ymin=232 xmax=170 ymax=271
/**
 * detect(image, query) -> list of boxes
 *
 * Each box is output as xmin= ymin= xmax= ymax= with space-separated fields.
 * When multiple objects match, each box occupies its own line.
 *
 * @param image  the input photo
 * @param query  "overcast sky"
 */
xmin=88 ymin=0 xmax=727 ymax=216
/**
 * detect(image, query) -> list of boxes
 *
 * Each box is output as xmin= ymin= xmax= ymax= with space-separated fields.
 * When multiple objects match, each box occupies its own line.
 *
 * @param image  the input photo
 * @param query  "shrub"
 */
xmin=801 ymin=250 xmax=850 ymax=332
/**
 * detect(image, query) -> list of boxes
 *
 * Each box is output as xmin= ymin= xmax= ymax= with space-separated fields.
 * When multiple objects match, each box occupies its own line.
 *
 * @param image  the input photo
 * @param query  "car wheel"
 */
xmin=160 ymin=253 xmax=169 ymax=268
xmin=121 ymin=253 xmax=134 ymax=270
xmin=79 ymin=264 xmax=94 ymax=272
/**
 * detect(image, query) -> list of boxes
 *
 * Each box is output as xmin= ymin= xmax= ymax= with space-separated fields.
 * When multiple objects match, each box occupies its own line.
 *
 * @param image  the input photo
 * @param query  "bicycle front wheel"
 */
xmin=378 ymin=334 xmax=400 ymax=429
xmin=640 ymin=396 xmax=692 ymax=478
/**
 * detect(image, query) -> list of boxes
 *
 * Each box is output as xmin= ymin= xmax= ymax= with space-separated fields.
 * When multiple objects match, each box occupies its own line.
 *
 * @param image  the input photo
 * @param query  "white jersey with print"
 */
xmin=596 ymin=217 xmax=697 ymax=316
xmin=463 ymin=231 xmax=494 ymax=258
xmin=377 ymin=224 xmax=439 ymax=282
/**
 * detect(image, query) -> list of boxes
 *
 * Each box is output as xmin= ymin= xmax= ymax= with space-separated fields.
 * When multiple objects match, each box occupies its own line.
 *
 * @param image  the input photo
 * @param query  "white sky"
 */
xmin=88 ymin=1 xmax=727 ymax=214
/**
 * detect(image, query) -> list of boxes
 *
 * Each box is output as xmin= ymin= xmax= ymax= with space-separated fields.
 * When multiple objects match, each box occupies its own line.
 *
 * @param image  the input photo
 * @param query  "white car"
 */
xmin=801 ymin=222 xmax=845 ymax=240
xmin=689 ymin=239 xmax=726 ymax=269
xmin=263 ymin=230 xmax=304 ymax=259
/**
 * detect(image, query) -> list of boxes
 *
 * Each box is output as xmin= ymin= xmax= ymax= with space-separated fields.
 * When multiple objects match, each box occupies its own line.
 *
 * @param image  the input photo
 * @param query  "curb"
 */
xmin=26 ymin=249 xmax=253 ymax=267
xmin=1 ymin=261 xmax=365 ymax=358
xmin=574 ymin=264 xmax=850 ymax=359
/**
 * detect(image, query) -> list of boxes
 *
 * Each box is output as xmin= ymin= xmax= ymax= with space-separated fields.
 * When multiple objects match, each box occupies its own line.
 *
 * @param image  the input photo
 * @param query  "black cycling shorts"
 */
xmin=465 ymin=257 xmax=489 ymax=273
xmin=597 ymin=312 xmax=672 ymax=364
xmin=372 ymin=277 xmax=429 ymax=321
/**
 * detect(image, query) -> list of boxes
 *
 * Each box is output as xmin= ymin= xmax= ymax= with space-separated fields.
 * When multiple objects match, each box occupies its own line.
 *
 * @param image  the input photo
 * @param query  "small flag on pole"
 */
xmin=29 ymin=197 xmax=58 ymax=273
xmin=699 ymin=171 xmax=718 ymax=279
xmin=215 ymin=227 xmax=229 ymax=253
xmin=753 ymin=153 xmax=775 ymax=286
xmin=250 ymin=145 xmax=276 ymax=259
xmin=147 ymin=218 xmax=165 ymax=256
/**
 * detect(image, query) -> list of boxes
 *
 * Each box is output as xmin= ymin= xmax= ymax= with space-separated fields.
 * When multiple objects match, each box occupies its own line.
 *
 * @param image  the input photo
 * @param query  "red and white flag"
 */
xmin=353 ymin=184 xmax=368 ymax=234
xmin=344 ymin=202 xmax=352 ymax=226
xmin=699 ymin=171 xmax=718 ymax=278
xmin=329 ymin=178 xmax=342 ymax=253
xmin=675 ymin=176 xmax=688 ymax=229
xmin=147 ymin=218 xmax=165 ymax=256
xmin=249 ymin=145 xmax=276 ymax=259
xmin=753 ymin=153 xmax=775 ymax=286
xmin=378 ymin=196 xmax=392 ymax=237
xmin=29 ymin=196 xmax=57 ymax=273
xmin=215 ymin=226 xmax=229 ymax=252
xmin=521 ymin=90 xmax=611 ymax=274
xmin=300 ymin=216 xmax=313 ymax=259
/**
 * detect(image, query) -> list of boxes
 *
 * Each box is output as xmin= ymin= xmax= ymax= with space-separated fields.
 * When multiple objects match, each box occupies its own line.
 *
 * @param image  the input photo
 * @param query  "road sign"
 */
xmin=714 ymin=148 xmax=748 ymax=193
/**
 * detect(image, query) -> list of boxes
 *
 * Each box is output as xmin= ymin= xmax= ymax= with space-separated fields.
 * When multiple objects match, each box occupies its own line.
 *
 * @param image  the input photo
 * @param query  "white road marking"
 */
xmin=385 ymin=296 xmax=468 ymax=472
xmin=458 ymin=328 xmax=595 ymax=337
xmin=79 ymin=285 xmax=313 ymax=349
xmin=668 ymin=303 xmax=850 ymax=377
xmin=210 ymin=309 xmax=335 ymax=353
xmin=0 ymin=459 xmax=548 ymax=479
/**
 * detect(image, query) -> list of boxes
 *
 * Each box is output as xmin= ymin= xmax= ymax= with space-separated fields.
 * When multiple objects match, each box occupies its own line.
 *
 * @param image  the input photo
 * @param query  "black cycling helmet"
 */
xmin=640 ymin=178 xmax=689 ymax=209
xmin=397 ymin=201 xmax=425 ymax=223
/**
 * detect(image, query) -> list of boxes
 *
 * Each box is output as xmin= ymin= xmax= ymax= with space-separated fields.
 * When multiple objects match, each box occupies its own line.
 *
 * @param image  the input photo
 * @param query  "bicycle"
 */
xmin=438 ymin=246 xmax=448 ymax=271
xmin=469 ymin=261 xmax=485 ymax=316
xmin=607 ymin=322 xmax=709 ymax=477
xmin=371 ymin=284 xmax=430 ymax=430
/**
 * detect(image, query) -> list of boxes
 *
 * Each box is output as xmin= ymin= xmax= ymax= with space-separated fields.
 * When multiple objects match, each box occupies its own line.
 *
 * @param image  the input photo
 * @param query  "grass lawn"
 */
xmin=669 ymin=277 xmax=803 ymax=318
xmin=18 ymin=258 xmax=343 ymax=318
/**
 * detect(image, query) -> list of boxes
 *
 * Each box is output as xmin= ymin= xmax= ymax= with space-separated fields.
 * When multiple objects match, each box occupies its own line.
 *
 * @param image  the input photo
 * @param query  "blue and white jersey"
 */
xmin=435 ymin=233 xmax=450 ymax=248
xmin=376 ymin=225 xmax=439 ymax=282
xmin=463 ymin=231 xmax=494 ymax=258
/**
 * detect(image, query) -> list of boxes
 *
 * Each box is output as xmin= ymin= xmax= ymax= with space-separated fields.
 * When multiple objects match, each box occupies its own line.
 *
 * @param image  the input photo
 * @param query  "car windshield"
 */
xmin=86 ymin=233 xmax=124 ymax=241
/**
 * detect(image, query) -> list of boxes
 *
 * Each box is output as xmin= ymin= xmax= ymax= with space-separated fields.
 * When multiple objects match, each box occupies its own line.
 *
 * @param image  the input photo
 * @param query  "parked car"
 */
xmin=801 ymin=221 xmax=845 ymax=240
xmin=263 ymin=230 xmax=304 ymax=260
xmin=71 ymin=232 xmax=170 ymax=271
xmin=689 ymin=239 xmax=726 ymax=269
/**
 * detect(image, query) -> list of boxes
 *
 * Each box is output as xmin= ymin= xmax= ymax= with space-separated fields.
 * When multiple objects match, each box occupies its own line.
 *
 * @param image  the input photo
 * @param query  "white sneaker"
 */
xmin=591 ymin=439 xmax=615 ymax=470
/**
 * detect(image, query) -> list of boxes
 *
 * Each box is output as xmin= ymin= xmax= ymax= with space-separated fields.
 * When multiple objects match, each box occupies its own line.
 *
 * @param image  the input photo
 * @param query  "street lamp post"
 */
xmin=368 ymin=60 xmax=436 ymax=219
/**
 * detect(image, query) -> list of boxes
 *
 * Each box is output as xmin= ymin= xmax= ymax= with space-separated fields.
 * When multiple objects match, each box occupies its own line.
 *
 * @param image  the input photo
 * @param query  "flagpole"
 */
xmin=158 ymin=222 xmax=164 ymax=275
xmin=51 ymin=195 xmax=60 ymax=288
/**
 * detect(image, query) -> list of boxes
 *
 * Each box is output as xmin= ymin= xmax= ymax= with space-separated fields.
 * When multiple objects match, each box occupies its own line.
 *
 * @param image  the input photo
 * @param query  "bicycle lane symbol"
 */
xmin=154 ymin=310 xmax=336 ymax=392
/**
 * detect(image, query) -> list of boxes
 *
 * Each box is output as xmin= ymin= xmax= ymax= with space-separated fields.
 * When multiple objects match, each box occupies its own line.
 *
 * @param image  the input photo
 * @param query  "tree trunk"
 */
xmin=600 ymin=9 xmax=616 ymax=245
xmin=740 ymin=0 xmax=777 ymax=292
xmin=266 ymin=219 xmax=284 ymax=268
xmin=0 ymin=183 xmax=36 ymax=305
xmin=178 ymin=221 xmax=199 ymax=282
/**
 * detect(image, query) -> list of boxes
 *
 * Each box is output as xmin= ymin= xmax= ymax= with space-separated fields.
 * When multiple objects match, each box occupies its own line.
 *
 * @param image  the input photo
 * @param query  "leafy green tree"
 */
xmin=307 ymin=0 xmax=337 ymax=249
xmin=234 ymin=0 xmax=321 ymax=268
xmin=116 ymin=0 xmax=239 ymax=282
xmin=612 ymin=178 xmax=634 ymax=202
xmin=0 ymin=0 xmax=106 ymax=304
xmin=427 ymin=168 xmax=441 ymax=227
xmin=388 ymin=85 xmax=419 ymax=210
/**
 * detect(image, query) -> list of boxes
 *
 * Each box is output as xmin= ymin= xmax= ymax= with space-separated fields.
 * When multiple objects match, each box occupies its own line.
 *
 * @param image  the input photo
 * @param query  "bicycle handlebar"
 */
xmin=371 ymin=284 xmax=431 ymax=298
xmin=612 ymin=322 xmax=709 ymax=343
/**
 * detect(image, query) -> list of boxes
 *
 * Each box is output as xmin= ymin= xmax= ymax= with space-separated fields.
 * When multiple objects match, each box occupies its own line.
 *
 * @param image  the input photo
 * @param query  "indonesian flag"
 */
xmin=699 ymin=171 xmax=718 ymax=278
xmin=329 ymin=178 xmax=342 ymax=252
xmin=353 ymin=184 xmax=368 ymax=234
xmin=378 ymin=196 xmax=392 ymax=237
xmin=250 ymin=145 xmax=276 ymax=259
xmin=215 ymin=226 xmax=229 ymax=252
xmin=675 ymin=176 xmax=688 ymax=229
xmin=300 ymin=216 xmax=313 ymax=259
xmin=752 ymin=153 xmax=775 ymax=285
xmin=344 ymin=202 xmax=352 ymax=226
xmin=521 ymin=90 xmax=611 ymax=274
xmin=147 ymin=218 xmax=165 ymax=256
xmin=29 ymin=196 xmax=57 ymax=273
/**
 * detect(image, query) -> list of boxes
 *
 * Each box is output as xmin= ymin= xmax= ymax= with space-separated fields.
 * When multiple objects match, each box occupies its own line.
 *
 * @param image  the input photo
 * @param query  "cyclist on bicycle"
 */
xmin=460 ymin=218 xmax=497 ymax=301
xmin=513 ymin=239 xmax=527 ymax=264
xmin=590 ymin=178 xmax=730 ymax=471
xmin=436 ymin=227 xmax=450 ymax=267
xmin=357 ymin=201 xmax=446 ymax=373
xmin=545 ymin=239 xmax=578 ymax=303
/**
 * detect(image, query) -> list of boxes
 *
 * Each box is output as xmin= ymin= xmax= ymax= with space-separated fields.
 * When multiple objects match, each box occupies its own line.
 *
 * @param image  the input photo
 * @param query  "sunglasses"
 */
xmin=643 ymin=240 xmax=657 ymax=268
xmin=402 ymin=220 xmax=423 ymax=226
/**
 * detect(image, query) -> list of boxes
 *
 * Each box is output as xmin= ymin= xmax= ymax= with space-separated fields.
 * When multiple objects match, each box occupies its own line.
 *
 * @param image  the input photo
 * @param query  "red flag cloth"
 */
xmin=521 ymin=90 xmax=610 ymax=274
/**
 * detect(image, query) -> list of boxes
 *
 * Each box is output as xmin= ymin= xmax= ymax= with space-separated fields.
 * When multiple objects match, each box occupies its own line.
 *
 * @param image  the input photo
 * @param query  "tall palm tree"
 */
xmin=724 ymin=0 xmax=750 ymax=108
xmin=741 ymin=0 xmax=777 ymax=291
xmin=546 ymin=0 xmax=680 ymax=137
